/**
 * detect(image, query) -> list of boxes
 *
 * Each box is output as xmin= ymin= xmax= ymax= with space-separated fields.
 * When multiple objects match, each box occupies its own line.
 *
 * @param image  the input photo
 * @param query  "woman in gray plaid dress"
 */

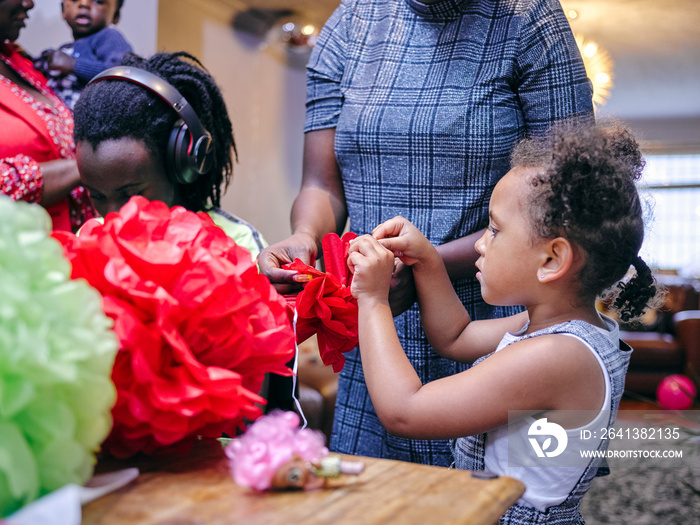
xmin=258 ymin=0 xmax=593 ymax=467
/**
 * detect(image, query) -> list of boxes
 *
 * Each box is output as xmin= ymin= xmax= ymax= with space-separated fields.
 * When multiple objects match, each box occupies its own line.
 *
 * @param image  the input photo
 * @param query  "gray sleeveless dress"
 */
xmin=453 ymin=320 xmax=632 ymax=523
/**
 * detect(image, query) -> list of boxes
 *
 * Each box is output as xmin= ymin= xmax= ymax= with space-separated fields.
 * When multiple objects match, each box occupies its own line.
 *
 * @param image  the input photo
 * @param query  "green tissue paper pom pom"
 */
xmin=0 ymin=197 xmax=118 ymax=517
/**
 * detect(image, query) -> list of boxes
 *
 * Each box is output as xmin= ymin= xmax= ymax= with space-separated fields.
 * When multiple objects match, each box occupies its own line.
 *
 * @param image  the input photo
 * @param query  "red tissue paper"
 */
xmin=283 ymin=232 xmax=358 ymax=372
xmin=53 ymin=197 xmax=295 ymax=457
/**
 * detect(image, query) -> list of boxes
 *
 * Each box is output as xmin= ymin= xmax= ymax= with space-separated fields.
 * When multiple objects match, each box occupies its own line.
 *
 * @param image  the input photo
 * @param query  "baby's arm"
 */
xmin=73 ymin=29 xmax=133 ymax=83
xmin=45 ymin=49 xmax=76 ymax=74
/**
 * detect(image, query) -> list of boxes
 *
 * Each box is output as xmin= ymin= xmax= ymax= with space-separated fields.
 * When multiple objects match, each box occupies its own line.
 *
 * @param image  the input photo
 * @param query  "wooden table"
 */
xmin=82 ymin=439 xmax=524 ymax=525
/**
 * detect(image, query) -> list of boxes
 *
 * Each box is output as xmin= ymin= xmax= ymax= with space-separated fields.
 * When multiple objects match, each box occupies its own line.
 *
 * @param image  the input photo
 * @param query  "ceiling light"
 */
xmin=594 ymin=72 xmax=611 ymax=85
xmin=231 ymin=8 xmax=319 ymax=68
xmin=575 ymin=34 xmax=614 ymax=108
xmin=583 ymin=42 xmax=598 ymax=57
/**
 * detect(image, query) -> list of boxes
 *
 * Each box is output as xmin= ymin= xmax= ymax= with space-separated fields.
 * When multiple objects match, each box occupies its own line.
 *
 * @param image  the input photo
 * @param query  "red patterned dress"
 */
xmin=0 ymin=43 xmax=95 ymax=231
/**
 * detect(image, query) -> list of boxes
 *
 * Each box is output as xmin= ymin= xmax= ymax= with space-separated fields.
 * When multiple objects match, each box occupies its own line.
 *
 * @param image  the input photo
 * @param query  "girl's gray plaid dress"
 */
xmin=453 ymin=319 xmax=632 ymax=523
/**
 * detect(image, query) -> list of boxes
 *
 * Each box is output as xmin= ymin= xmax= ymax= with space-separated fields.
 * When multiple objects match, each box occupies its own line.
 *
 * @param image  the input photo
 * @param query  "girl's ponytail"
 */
xmin=613 ymin=256 xmax=658 ymax=322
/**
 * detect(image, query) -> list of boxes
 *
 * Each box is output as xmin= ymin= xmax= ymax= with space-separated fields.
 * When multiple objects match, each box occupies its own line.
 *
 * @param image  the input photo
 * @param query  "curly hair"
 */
xmin=511 ymin=122 xmax=657 ymax=322
xmin=73 ymin=51 xmax=236 ymax=211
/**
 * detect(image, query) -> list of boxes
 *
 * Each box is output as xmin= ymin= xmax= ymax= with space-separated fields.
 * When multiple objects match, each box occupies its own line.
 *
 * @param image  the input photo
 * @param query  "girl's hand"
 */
xmin=372 ymin=216 xmax=439 ymax=269
xmin=347 ymin=235 xmax=395 ymax=302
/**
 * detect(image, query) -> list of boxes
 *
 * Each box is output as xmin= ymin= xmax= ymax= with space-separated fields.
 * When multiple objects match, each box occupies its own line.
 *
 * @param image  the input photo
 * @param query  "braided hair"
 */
xmin=73 ymin=51 xmax=236 ymax=211
xmin=511 ymin=122 xmax=658 ymax=322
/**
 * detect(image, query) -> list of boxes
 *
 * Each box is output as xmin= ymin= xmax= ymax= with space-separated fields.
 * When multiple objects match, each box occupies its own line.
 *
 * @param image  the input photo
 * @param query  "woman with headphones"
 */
xmin=73 ymin=51 xmax=266 ymax=260
xmin=73 ymin=51 xmax=296 ymax=413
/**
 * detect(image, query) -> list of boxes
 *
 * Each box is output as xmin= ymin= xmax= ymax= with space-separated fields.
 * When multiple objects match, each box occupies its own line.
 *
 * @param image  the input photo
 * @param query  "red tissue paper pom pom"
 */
xmin=283 ymin=232 xmax=358 ymax=372
xmin=53 ymin=197 xmax=295 ymax=457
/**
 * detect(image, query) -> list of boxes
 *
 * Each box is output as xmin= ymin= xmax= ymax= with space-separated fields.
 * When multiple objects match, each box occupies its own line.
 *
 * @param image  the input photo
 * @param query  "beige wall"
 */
xmin=158 ymin=0 xmax=308 ymax=245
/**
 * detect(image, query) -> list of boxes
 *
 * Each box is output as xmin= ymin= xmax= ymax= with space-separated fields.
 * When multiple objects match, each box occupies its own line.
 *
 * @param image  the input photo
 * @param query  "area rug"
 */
xmin=580 ymin=411 xmax=700 ymax=524
xmin=580 ymin=463 xmax=700 ymax=524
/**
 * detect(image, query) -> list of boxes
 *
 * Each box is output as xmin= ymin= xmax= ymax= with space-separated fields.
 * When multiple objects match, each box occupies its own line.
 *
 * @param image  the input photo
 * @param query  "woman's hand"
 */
xmin=347 ymin=235 xmax=395 ymax=304
xmin=257 ymin=232 xmax=318 ymax=295
xmin=388 ymin=261 xmax=417 ymax=317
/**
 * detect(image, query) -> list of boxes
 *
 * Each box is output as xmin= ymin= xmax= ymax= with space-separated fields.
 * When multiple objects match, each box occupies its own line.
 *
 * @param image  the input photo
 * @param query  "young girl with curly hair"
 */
xmin=347 ymin=123 xmax=657 ymax=523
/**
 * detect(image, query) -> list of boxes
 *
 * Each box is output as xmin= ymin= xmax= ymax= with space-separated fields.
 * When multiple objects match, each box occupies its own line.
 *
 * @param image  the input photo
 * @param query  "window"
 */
xmin=638 ymin=154 xmax=700 ymax=272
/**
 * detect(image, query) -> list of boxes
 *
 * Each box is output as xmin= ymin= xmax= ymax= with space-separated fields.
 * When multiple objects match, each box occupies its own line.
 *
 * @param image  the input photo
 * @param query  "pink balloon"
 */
xmin=656 ymin=374 xmax=697 ymax=410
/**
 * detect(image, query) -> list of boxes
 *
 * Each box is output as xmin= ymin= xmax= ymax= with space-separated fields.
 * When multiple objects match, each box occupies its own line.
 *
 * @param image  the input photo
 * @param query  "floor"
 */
xmin=581 ymin=392 xmax=700 ymax=524
xmin=618 ymin=394 xmax=658 ymax=412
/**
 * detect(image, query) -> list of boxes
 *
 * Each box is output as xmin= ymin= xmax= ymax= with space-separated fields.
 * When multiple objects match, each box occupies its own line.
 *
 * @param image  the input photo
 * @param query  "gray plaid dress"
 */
xmin=305 ymin=0 xmax=594 ymax=466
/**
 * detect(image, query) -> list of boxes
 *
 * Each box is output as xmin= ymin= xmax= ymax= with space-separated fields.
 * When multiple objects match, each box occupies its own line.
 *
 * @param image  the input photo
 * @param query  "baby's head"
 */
xmin=511 ymin=122 xmax=656 ymax=321
xmin=73 ymin=52 xmax=236 ymax=216
xmin=62 ymin=0 xmax=124 ymax=40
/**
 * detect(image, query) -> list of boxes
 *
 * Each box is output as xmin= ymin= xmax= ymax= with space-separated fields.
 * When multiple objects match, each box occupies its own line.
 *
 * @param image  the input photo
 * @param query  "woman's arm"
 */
xmin=516 ymin=0 xmax=594 ymax=132
xmin=436 ymin=230 xmax=483 ymax=280
xmin=291 ymin=128 xmax=348 ymax=245
xmin=38 ymin=158 xmax=82 ymax=207
xmin=257 ymin=128 xmax=348 ymax=293
xmin=258 ymin=2 xmax=349 ymax=293
xmin=1 ymin=156 xmax=80 ymax=207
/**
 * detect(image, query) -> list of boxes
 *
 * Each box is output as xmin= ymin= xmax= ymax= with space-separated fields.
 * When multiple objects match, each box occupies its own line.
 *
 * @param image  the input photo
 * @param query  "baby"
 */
xmin=35 ymin=0 xmax=132 ymax=109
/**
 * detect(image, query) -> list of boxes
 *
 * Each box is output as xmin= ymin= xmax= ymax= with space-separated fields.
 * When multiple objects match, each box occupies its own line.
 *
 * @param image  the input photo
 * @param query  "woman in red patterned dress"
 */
xmin=0 ymin=0 xmax=94 ymax=231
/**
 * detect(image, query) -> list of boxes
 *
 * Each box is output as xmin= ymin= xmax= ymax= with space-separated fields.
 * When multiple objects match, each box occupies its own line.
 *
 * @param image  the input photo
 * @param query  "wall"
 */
xmin=157 ymin=0 xmax=308 ymax=245
xmin=560 ymin=0 xmax=700 ymax=153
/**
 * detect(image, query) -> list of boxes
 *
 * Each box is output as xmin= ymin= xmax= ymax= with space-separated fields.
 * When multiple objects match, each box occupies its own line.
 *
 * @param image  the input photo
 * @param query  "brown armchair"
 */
xmin=620 ymin=279 xmax=700 ymax=396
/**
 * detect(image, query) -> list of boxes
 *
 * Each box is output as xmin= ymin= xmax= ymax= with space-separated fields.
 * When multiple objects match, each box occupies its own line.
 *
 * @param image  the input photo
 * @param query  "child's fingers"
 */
xmin=348 ymin=234 xmax=374 ymax=254
xmin=352 ymin=234 xmax=388 ymax=256
xmin=347 ymin=237 xmax=394 ymax=301
xmin=348 ymin=235 xmax=394 ymax=265
xmin=346 ymin=252 xmax=358 ymax=273
xmin=372 ymin=216 xmax=409 ymax=239
xmin=347 ymin=236 xmax=373 ymax=267
xmin=377 ymin=236 xmax=408 ymax=257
